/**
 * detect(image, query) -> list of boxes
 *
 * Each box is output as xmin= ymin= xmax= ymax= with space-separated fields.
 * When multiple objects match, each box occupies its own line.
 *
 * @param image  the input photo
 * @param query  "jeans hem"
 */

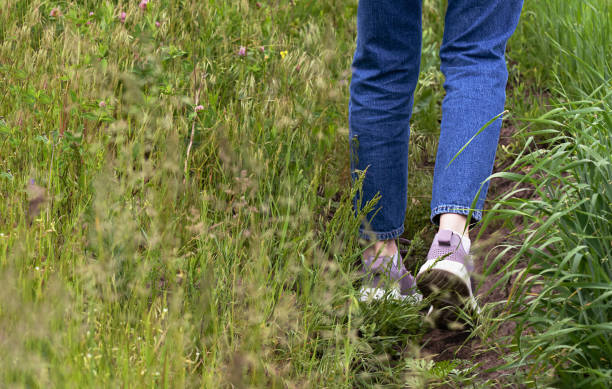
xmin=430 ymin=205 xmax=483 ymax=226
xmin=359 ymin=225 xmax=404 ymax=242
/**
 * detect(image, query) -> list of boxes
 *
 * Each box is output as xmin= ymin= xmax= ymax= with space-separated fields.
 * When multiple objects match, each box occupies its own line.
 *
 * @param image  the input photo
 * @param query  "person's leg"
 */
xmin=419 ymin=0 xmax=523 ymax=323
xmin=431 ymin=0 xmax=523 ymax=228
xmin=439 ymin=213 xmax=468 ymax=236
xmin=349 ymin=0 xmax=423 ymax=258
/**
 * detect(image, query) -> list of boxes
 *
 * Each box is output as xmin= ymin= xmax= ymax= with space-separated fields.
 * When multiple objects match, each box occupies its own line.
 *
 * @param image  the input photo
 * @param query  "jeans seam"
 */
xmin=431 ymin=204 xmax=483 ymax=224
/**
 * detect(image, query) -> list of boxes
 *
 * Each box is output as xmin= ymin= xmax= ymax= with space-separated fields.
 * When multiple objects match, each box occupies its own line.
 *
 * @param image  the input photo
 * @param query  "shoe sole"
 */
xmin=358 ymin=287 xmax=422 ymax=304
xmin=416 ymin=259 xmax=479 ymax=326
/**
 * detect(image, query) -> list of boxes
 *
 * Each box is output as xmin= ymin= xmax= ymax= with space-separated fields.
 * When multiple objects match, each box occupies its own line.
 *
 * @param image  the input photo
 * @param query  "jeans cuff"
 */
xmin=359 ymin=225 xmax=404 ymax=242
xmin=430 ymin=205 xmax=483 ymax=226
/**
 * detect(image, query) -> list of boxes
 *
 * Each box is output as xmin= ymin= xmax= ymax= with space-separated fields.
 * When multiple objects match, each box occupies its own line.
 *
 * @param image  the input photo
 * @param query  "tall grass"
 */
xmin=481 ymin=96 xmax=611 ymax=387
xmin=1 ymin=0 xmax=607 ymax=387
xmin=0 ymin=0 xmax=359 ymax=386
xmin=483 ymin=0 xmax=612 ymax=386
xmin=510 ymin=0 xmax=611 ymax=99
xmin=0 ymin=0 xmax=451 ymax=387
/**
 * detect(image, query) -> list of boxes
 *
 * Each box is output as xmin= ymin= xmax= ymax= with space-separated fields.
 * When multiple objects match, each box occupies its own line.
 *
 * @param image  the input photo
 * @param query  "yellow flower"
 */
xmin=280 ymin=50 xmax=288 ymax=59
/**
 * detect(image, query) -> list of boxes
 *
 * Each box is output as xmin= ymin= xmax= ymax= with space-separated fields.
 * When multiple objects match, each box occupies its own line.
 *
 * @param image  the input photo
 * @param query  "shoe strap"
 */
xmin=438 ymin=230 xmax=453 ymax=246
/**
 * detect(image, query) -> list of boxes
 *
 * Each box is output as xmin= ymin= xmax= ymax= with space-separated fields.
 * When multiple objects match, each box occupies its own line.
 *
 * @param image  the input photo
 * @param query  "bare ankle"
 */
xmin=439 ymin=213 xmax=470 ymax=236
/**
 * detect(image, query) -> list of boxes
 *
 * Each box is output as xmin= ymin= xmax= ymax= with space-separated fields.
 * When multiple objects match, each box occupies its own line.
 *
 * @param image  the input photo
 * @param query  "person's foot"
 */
xmin=359 ymin=251 xmax=422 ymax=303
xmin=416 ymin=230 xmax=479 ymax=326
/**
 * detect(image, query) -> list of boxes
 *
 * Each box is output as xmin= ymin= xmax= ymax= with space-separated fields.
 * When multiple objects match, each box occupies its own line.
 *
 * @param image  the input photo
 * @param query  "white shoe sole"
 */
xmin=358 ymin=286 xmax=422 ymax=304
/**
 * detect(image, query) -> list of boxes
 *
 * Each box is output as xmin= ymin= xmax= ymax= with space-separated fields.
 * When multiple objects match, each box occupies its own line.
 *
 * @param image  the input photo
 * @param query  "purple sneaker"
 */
xmin=416 ymin=230 xmax=479 ymax=321
xmin=359 ymin=251 xmax=422 ymax=303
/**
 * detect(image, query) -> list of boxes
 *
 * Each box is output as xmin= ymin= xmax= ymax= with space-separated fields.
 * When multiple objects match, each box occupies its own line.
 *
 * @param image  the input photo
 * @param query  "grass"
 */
xmin=480 ymin=96 xmax=611 ymax=388
xmin=0 ymin=0 xmax=609 ymax=387
xmin=509 ymin=0 xmax=611 ymax=100
xmin=482 ymin=1 xmax=611 ymax=387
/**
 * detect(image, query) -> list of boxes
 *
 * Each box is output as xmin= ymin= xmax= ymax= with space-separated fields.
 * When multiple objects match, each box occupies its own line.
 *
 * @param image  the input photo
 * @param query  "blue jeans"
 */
xmin=349 ymin=0 xmax=523 ymax=241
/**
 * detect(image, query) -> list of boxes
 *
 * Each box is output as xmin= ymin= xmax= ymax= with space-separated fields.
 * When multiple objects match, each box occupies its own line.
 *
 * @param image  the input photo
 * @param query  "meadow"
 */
xmin=0 ymin=0 xmax=609 ymax=387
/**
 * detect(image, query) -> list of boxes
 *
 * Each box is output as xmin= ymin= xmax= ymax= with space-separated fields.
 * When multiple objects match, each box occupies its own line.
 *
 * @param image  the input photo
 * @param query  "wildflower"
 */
xmin=139 ymin=0 xmax=148 ymax=10
xmin=194 ymin=105 xmax=204 ymax=112
xmin=87 ymin=20 xmax=92 ymax=25
xmin=155 ymin=21 xmax=161 ymax=28
xmin=99 ymin=101 xmax=107 ymax=108
xmin=89 ymin=12 xmax=94 ymax=16
xmin=238 ymin=46 xmax=247 ymax=57
xmin=256 ymin=2 xmax=262 ymax=8
xmin=259 ymin=46 xmax=265 ymax=53
xmin=119 ymin=11 xmax=127 ymax=23
xmin=280 ymin=50 xmax=288 ymax=59
xmin=49 ymin=8 xmax=61 ymax=17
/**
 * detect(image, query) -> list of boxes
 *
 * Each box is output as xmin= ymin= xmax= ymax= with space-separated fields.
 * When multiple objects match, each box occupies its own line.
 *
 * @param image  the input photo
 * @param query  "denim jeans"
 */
xmin=349 ymin=0 xmax=523 ymax=241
